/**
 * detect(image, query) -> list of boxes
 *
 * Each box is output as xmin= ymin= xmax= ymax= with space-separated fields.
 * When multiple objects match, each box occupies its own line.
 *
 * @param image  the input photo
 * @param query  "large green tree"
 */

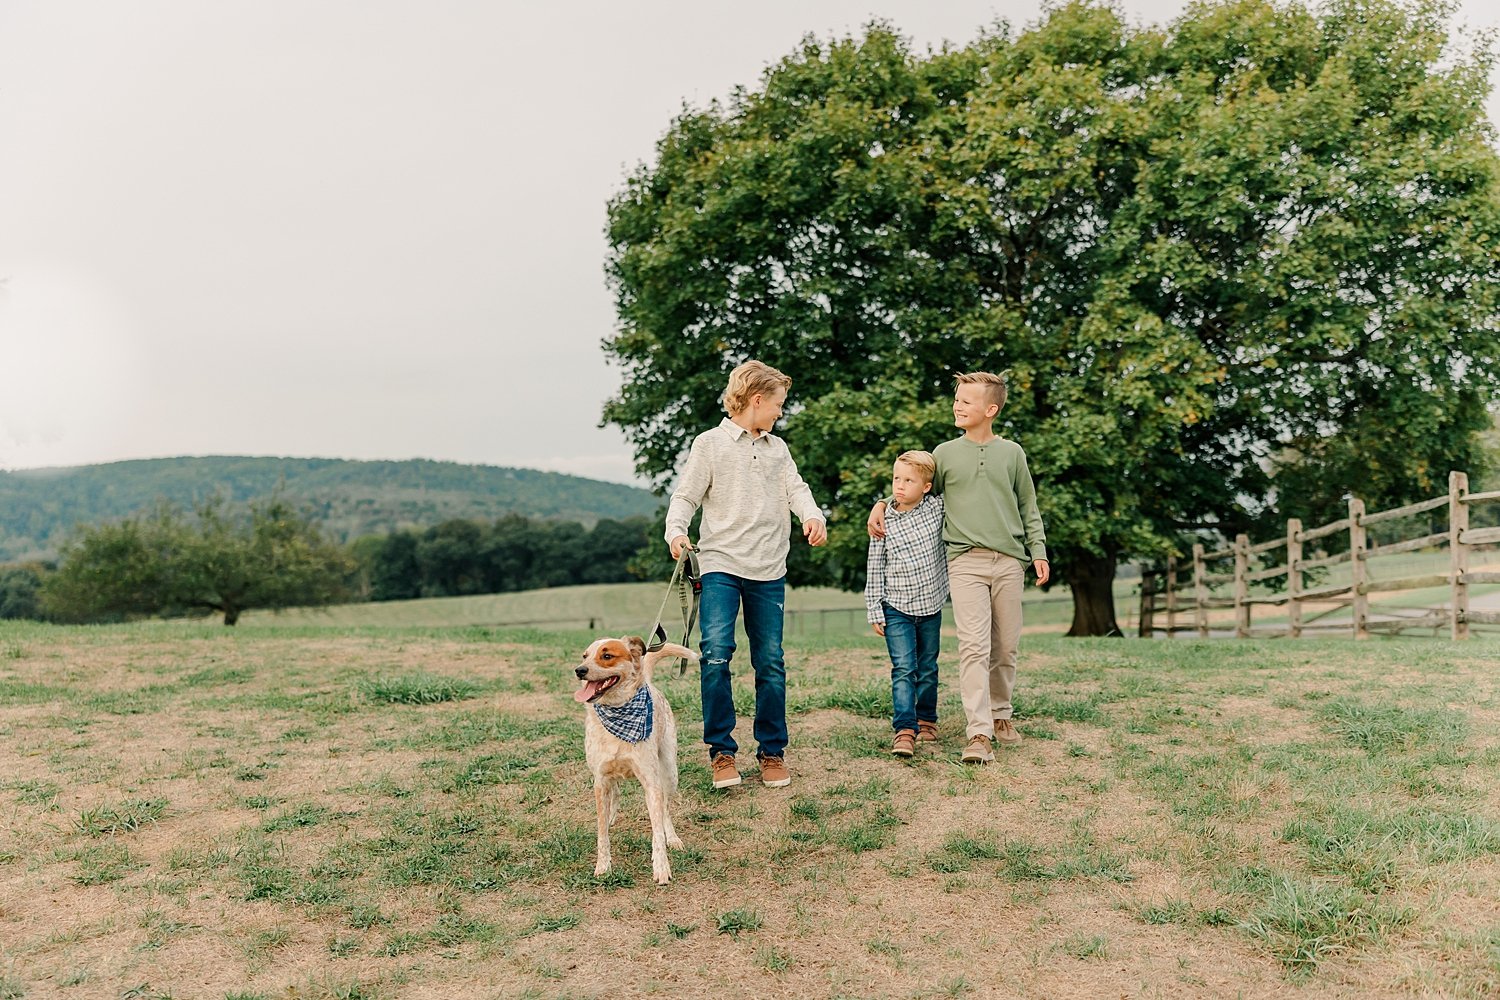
xmin=44 ymin=496 xmax=354 ymax=625
xmin=603 ymin=0 xmax=1500 ymax=634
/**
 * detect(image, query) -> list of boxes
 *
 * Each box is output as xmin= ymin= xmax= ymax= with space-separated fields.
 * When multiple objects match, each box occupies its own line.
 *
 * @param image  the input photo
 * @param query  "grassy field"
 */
xmin=244 ymin=582 xmax=1088 ymax=637
xmin=246 ymin=547 xmax=1499 ymax=639
xmin=3 ymin=621 xmax=1500 ymax=998
xmin=245 ymin=583 xmax=893 ymax=631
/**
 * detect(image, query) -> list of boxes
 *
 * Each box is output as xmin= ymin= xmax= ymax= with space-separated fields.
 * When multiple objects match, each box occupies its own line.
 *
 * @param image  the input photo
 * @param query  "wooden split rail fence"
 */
xmin=1140 ymin=471 xmax=1500 ymax=640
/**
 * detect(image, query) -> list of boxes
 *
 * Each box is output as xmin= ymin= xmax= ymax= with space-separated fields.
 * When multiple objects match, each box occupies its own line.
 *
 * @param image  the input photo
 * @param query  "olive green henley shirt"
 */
xmin=932 ymin=436 xmax=1048 ymax=565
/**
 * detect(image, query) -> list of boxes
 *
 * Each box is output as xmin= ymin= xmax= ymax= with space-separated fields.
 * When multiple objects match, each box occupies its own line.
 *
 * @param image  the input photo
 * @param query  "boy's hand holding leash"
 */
xmin=650 ymin=541 xmax=701 ymax=675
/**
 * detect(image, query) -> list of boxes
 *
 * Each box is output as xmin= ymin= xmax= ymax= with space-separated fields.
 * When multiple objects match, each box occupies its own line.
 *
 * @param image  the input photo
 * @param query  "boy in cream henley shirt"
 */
xmin=664 ymin=360 xmax=826 ymax=790
xmin=664 ymin=418 xmax=824 ymax=580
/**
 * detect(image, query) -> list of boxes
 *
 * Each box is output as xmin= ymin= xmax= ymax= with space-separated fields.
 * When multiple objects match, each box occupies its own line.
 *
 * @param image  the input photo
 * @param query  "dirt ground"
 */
xmin=1 ymin=627 xmax=1498 ymax=999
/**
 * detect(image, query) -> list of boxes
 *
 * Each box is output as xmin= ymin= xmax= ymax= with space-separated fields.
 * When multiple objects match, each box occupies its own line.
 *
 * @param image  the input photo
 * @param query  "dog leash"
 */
xmin=645 ymin=545 xmax=701 ymax=676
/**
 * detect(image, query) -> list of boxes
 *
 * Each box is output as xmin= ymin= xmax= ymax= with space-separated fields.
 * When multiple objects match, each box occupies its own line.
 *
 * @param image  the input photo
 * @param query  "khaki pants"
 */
xmin=949 ymin=549 xmax=1025 ymax=739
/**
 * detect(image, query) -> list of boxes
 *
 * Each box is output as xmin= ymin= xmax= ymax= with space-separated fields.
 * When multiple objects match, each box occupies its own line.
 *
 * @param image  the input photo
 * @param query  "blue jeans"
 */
xmin=699 ymin=572 xmax=787 ymax=760
xmin=883 ymin=603 xmax=941 ymax=733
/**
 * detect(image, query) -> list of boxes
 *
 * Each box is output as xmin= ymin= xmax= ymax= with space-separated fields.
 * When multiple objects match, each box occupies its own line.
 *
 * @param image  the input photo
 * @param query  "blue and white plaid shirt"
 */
xmin=593 ymin=685 xmax=655 ymax=743
xmin=865 ymin=494 xmax=949 ymax=625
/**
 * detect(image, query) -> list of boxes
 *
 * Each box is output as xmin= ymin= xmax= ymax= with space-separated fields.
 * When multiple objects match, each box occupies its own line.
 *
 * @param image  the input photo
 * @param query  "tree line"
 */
xmin=0 ymin=501 xmax=657 ymax=625
xmin=353 ymin=514 xmax=653 ymax=601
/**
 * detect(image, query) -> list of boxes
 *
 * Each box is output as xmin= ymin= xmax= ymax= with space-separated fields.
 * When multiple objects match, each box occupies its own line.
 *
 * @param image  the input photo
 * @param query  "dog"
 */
xmin=574 ymin=635 xmax=697 ymax=884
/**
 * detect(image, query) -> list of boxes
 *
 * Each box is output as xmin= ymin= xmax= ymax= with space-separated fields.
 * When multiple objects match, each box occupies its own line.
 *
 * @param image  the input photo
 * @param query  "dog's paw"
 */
xmin=653 ymin=863 xmax=672 ymax=885
xmin=594 ymin=859 xmax=612 ymax=877
xmin=667 ymin=833 xmax=683 ymax=850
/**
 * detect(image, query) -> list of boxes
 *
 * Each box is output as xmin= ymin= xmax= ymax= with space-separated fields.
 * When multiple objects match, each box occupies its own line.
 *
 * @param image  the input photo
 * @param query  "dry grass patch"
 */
xmin=1 ymin=621 xmax=1498 ymax=997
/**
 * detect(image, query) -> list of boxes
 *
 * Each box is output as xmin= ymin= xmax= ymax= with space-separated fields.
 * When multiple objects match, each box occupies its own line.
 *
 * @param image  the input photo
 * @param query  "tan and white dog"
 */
xmin=573 ymin=635 xmax=697 ymax=885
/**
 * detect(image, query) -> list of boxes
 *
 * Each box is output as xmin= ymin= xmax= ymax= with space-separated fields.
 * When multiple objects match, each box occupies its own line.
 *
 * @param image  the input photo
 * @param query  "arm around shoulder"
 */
xmin=866 ymin=497 xmax=889 ymax=539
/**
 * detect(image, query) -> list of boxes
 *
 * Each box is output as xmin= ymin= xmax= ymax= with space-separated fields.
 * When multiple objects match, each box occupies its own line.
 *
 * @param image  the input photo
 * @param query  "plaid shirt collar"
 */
xmin=888 ymin=494 xmax=940 ymax=518
xmin=593 ymin=685 xmax=654 ymax=743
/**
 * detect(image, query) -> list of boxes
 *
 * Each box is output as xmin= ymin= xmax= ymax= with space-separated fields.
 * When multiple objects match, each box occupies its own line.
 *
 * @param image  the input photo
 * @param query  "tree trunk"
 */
xmin=1066 ymin=550 xmax=1123 ymax=637
xmin=223 ymin=606 xmax=240 ymax=626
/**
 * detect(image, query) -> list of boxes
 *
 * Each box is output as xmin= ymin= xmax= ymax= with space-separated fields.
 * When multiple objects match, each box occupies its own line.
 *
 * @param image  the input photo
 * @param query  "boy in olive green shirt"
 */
xmin=869 ymin=371 xmax=1049 ymax=764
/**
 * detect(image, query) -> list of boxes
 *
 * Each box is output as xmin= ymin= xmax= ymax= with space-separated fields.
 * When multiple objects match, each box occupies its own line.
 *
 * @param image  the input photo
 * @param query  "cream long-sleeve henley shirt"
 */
xmin=664 ymin=418 xmax=825 ymax=581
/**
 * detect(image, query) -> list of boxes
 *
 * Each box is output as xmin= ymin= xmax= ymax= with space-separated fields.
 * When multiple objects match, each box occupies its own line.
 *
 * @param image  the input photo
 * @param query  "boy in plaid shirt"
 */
xmin=865 ymin=450 xmax=948 ymax=757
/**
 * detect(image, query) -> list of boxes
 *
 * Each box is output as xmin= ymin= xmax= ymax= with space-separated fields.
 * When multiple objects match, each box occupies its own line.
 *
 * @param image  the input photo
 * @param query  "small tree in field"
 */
xmin=44 ymin=495 xmax=355 ymax=625
xmin=0 ymin=563 xmax=50 ymax=620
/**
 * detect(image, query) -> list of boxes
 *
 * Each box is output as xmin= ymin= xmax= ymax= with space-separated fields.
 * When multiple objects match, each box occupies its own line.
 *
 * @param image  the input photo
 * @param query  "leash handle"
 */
xmin=645 ymin=545 xmax=699 ymax=677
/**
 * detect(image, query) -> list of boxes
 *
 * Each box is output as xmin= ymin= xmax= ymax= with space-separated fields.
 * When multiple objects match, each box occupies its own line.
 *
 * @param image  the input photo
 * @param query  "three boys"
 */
xmin=664 ymin=363 xmax=1046 ymax=787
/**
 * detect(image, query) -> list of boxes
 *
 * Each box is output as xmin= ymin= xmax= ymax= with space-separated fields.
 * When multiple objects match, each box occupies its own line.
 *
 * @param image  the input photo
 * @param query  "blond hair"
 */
xmin=895 ymin=450 xmax=936 ymax=484
xmin=723 ymin=359 xmax=791 ymax=415
xmin=954 ymin=371 xmax=1007 ymax=412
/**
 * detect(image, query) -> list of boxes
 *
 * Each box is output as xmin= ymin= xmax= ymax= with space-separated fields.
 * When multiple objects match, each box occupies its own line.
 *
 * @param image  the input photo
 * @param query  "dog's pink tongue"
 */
xmin=574 ymin=680 xmax=602 ymax=703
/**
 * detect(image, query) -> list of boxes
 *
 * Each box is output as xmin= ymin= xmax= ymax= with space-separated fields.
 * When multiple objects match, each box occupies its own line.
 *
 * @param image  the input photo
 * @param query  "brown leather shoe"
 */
xmin=917 ymin=720 xmax=938 ymax=743
xmin=993 ymin=719 xmax=1023 ymax=747
xmin=891 ymin=729 xmax=916 ymax=758
xmin=961 ymin=734 xmax=994 ymax=764
xmin=711 ymin=753 xmax=741 ymax=789
xmin=757 ymin=754 xmax=791 ymax=787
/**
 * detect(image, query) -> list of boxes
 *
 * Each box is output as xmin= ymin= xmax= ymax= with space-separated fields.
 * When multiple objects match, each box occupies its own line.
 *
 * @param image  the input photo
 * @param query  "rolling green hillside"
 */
xmin=0 ymin=456 xmax=660 ymax=562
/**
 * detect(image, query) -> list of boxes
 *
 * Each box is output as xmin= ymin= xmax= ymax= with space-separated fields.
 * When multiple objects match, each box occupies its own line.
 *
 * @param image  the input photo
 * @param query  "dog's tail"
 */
xmin=643 ymin=642 xmax=697 ymax=683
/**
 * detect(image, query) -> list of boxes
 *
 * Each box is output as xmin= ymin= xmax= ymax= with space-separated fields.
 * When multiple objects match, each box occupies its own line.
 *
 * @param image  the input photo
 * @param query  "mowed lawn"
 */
xmin=2 ymin=622 xmax=1499 ymax=999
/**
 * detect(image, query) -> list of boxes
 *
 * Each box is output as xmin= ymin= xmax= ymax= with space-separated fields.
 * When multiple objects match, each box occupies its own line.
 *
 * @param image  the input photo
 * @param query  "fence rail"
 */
xmin=1140 ymin=471 xmax=1499 ymax=640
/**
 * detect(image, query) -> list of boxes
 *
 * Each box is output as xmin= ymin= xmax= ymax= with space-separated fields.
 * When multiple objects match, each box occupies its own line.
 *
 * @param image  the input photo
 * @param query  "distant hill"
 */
xmin=0 ymin=456 xmax=662 ymax=563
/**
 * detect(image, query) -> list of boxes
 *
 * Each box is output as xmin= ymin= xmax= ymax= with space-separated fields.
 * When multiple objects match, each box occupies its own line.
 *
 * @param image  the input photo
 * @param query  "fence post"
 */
xmin=1193 ymin=543 xmax=1208 ymax=637
xmin=1450 ymin=470 xmax=1469 ymax=640
xmin=1349 ymin=497 xmax=1368 ymax=640
xmin=1287 ymin=518 xmax=1302 ymax=639
xmin=1234 ymin=533 xmax=1250 ymax=639
xmin=1139 ymin=570 xmax=1156 ymax=638
xmin=1165 ymin=553 xmax=1179 ymax=638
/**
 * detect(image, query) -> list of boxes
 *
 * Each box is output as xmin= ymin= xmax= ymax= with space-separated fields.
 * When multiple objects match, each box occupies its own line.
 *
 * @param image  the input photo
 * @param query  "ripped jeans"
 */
xmin=698 ymin=572 xmax=787 ymax=761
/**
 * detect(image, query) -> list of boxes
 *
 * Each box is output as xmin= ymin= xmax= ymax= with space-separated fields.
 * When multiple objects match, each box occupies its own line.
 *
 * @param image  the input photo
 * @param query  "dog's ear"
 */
xmin=625 ymin=635 xmax=647 ymax=659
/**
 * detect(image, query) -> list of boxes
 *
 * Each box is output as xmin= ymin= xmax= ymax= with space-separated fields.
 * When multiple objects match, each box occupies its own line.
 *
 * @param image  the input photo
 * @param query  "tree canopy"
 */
xmin=0 ymin=563 xmax=48 ymax=621
xmin=355 ymin=515 xmax=654 ymax=601
xmin=602 ymin=0 xmax=1500 ymax=634
xmin=44 ymin=496 xmax=355 ymax=625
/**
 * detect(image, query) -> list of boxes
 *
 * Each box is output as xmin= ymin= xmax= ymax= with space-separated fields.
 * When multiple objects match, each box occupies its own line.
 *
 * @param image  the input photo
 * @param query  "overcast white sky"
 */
xmin=2 ymin=1 xmax=1496 ymax=487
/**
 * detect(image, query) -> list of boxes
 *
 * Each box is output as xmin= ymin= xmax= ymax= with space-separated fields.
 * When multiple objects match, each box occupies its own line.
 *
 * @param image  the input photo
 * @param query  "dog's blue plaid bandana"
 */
xmin=593 ymin=685 xmax=654 ymax=743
